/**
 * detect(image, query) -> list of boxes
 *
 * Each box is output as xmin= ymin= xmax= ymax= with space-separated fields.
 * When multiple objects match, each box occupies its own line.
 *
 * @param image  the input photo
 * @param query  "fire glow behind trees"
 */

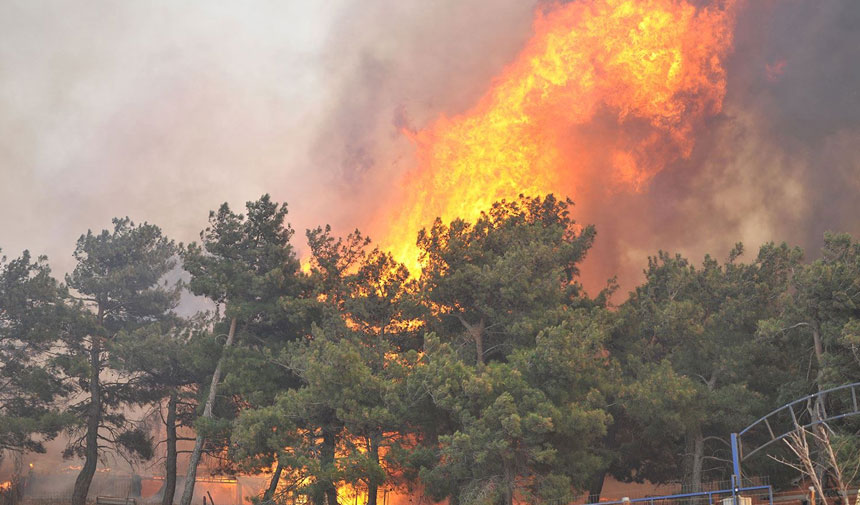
xmin=375 ymin=0 xmax=737 ymax=275
xmin=2 ymin=1 xmax=860 ymax=504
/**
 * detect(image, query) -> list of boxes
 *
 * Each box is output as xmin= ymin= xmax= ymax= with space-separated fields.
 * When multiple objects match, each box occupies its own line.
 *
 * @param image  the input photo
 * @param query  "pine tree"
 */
xmin=0 ymin=249 xmax=70 ymax=458
xmin=61 ymin=218 xmax=180 ymax=505
xmin=180 ymin=195 xmax=300 ymax=505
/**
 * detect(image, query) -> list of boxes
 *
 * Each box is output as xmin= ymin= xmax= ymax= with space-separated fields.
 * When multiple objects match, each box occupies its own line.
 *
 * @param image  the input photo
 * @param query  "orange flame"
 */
xmin=374 ymin=0 xmax=737 ymax=275
xmin=0 ymin=481 xmax=11 ymax=492
xmin=338 ymin=483 xmax=368 ymax=505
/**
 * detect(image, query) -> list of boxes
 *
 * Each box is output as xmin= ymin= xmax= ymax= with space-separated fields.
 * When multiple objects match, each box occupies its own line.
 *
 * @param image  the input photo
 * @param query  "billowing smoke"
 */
xmin=0 ymin=1 xmax=538 ymax=275
xmin=577 ymin=0 xmax=860 ymax=291
xmin=326 ymin=0 xmax=860 ymax=293
xmin=3 ymin=0 xmax=856 ymax=294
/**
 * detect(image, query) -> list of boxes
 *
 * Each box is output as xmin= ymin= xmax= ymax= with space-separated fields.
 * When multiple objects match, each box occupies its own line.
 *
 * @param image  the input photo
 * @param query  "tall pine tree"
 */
xmin=61 ymin=218 xmax=180 ymax=505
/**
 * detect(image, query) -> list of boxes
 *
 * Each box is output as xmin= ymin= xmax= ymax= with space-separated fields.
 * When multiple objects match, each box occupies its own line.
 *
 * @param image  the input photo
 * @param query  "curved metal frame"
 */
xmin=583 ymin=384 xmax=859 ymax=505
xmin=731 ymin=382 xmax=860 ymax=486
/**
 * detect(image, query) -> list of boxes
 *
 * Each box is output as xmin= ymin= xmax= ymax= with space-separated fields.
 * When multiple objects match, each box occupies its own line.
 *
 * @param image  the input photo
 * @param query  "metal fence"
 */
xmin=586 ymin=485 xmax=775 ymax=505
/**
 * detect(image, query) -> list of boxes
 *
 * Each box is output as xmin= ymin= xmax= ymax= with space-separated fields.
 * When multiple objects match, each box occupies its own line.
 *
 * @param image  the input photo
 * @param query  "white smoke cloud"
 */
xmin=0 ymin=0 xmax=538 ymax=275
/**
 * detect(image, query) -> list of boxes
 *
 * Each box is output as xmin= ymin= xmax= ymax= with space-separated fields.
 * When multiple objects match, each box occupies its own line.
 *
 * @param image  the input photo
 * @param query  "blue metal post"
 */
xmin=731 ymin=433 xmax=742 ymax=488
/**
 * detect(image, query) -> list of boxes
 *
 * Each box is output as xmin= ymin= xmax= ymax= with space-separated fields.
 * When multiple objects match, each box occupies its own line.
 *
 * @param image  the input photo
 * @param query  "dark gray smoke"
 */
xmin=576 ymin=0 xmax=860 ymax=293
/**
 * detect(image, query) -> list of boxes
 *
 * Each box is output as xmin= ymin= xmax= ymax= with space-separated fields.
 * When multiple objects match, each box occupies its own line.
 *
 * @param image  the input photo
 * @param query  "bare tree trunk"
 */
xmin=179 ymin=316 xmax=238 ymax=505
xmin=262 ymin=461 xmax=284 ymax=503
xmin=71 ymin=336 xmax=102 ymax=505
xmin=775 ymin=428 xmax=828 ymax=505
xmin=820 ymin=426 xmax=850 ymax=505
xmin=163 ymin=391 xmax=179 ymax=505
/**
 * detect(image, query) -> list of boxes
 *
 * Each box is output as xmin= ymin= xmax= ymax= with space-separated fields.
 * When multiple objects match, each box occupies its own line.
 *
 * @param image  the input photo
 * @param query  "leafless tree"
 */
xmin=770 ymin=423 xmax=860 ymax=505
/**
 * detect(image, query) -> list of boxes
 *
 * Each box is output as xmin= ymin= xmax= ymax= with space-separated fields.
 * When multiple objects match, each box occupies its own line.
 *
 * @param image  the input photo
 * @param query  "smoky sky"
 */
xmin=1 ymin=0 xmax=859 ymax=295
xmin=0 ymin=0 xmax=537 ymax=276
xmin=575 ymin=0 xmax=860 ymax=293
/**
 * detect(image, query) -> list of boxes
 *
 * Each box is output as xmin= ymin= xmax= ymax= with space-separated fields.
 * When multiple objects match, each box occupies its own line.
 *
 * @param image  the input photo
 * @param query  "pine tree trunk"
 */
xmin=367 ymin=481 xmax=378 ymax=505
xmin=308 ymin=434 xmax=325 ymax=505
xmin=71 ymin=337 xmax=102 ymax=505
xmin=809 ymin=323 xmax=832 ymax=487
xmin=502 ymin=461 xmax=514 ymax=505
xmin=474 ymin=330 xmax=484 ymax=367
xmin=587 ymin=470 xmax=607 ymax=503
xmin=322 ymin=428 xmax=339 ymax=505
xmin=367 ymin=433 xmax=381 ymax=505
xmin=810 ymin=324 xmax=829 ymax=419
xmin=684 ymin=426 xmax=704 ymax=494
xmin=263 ymin=461 xmax=284 ymax=503
xmin=179 ymin=316 xmax=238 ymax=505
xmin=163 ymin=391 xmax=179 ymax=505
xmin=588 ymin=418 xmax=618 ymax=503
xmin=456 ymin=316 xmax=485 ymax=367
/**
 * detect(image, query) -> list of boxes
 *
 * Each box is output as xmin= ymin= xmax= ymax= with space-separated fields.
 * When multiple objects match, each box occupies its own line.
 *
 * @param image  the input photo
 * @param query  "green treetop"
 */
xmin=417 ymin=194 xmax=597 ymax=366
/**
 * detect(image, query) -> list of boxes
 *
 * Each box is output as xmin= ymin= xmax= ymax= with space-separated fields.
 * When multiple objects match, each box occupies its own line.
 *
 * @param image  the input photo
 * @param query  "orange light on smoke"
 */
xmin=374 ymin=0 xmax=737 ymax=275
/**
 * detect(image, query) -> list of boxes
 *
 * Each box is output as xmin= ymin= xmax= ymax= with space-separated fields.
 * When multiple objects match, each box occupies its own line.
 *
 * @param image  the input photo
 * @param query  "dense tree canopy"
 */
xmin=609 ymin=243 xmax=800 ymax=491
xmin=418 ymin=195 xmax=597 ymax=366
xmin=0 ymin=250 xmax=69 ymax=457
xmin=3 ymin=194 xmax=860 ymax=505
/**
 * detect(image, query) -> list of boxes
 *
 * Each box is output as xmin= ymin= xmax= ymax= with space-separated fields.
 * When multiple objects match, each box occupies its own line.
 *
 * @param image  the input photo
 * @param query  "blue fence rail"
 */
xmin=587 ymin=485 xmax=774 ymax=505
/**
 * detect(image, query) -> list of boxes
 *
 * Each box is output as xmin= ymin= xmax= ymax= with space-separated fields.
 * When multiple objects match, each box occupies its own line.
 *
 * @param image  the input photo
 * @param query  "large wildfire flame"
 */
xmin=374 ymin=0 xmax=737 ymax=275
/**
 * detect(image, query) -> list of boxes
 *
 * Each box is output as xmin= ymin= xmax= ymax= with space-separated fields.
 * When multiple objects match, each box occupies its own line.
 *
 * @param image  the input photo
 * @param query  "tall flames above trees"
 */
xmin=3 ymin=1 xmax=860 ymax=505
xmin=375 ymin=0 xmax=737 ymax=274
